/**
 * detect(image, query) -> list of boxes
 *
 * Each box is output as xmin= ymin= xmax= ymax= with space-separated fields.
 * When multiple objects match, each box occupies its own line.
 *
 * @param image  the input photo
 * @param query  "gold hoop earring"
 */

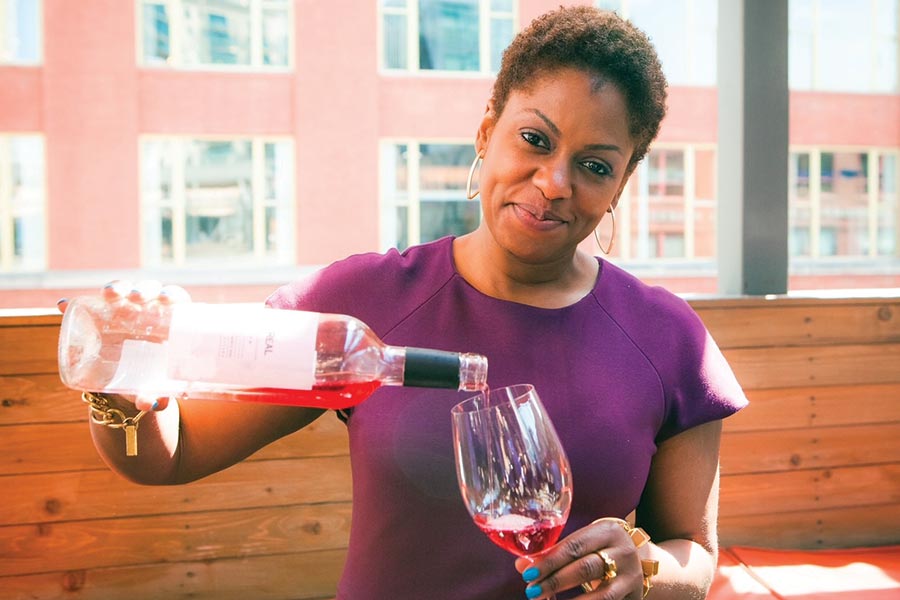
xmin=594 ymin=207 xmax=616 ymax=255
xmin=466 ymin=151 xmax=484 ymax=200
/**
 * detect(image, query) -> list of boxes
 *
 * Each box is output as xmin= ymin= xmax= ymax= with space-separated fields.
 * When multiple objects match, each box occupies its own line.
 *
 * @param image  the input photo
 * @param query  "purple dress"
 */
xmin=267 ymin=236 xmax=748 ymax=600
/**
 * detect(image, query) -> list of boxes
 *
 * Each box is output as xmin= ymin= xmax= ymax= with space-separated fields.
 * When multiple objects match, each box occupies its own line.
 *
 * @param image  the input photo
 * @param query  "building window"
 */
xmin=789 ymin=0 xmax=898 ymax=93
xmin=138 ymin=0 xmax=292 ymax=69
xmin=379 ymin=141 xmax=481 ymax=251
xmin=0 ymin=135 xmax=45 ymax=271
xmin=617 ymin=145 xmax=717 ymax=262
xmin=380 ymin=0 xmax=515 ymax=74
xmin=0 ymin=0 xmax=41 ymax=64
xmin=596 ymin=0 xmax=717 ymax=86
xmin=789 ymin=148 xmax=899 ymax=260
xmin=140 ymin=137 xmax=294 ymax=267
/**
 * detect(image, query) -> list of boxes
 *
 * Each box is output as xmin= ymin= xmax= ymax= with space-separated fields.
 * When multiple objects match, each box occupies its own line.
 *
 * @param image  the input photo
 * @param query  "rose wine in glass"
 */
xmin=452 ymin=384 xmax=572 ymax=595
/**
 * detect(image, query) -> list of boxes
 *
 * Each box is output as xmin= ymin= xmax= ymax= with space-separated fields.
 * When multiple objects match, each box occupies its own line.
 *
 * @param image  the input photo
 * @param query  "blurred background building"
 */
xmin=0 ymin=0 xmax=897 ymax=307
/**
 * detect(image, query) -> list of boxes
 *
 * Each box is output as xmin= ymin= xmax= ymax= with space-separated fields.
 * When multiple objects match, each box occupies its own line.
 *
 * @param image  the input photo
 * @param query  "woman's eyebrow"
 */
xmin=528 ymin=108 xmax=624 ymax=155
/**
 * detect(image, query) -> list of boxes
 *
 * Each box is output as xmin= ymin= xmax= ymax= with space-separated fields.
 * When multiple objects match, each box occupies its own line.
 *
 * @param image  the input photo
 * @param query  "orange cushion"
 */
xmin=708 ymin=548 xmax=779 ymax=599
xmin=723 ymin=545 xmax=900 ymax=599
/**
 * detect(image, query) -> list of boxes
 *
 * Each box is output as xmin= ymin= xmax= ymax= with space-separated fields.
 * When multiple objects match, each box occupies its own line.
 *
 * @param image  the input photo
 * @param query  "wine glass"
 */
xmin=451 ymin=384 xmax=573 ymax=592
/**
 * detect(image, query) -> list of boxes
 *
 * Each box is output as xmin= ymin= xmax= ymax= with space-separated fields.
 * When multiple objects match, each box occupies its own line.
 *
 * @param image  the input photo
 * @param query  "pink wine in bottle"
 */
xmin=58 ymin=297 xmax=487 ymax=409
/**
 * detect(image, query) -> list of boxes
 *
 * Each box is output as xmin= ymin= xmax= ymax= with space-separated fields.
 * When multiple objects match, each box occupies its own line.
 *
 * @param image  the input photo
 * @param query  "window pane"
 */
xmin=184 ymin=140 xmax=253 ymax=259
xmin=420 ymin=200 xmax=481 ymax=243
xmin=419 ymin=144 xmax=471 ymax=190
xmin=8 ymin=136 xmax=45 ymax=268
xmin=878 ymin=154 xmax=897 ymax=256
xmin=490 ymin=16 xmax=513 ymax=73
xmin=820 ymin=152 xmax=868 ymax=256
xmin=419 ymin=144 xmax=479 ymax=243
xmin=816 ymin=0 xmax=870 ymax=92
xmin=262 ymin=7 xmax=289 ymax=66
xmin=2 ymin=0 xmax=40 ymax=62
xmin=691 ymin=0 xmax=717 ymax=85
xmin=490 ymin=0 xmax=513 ymax=11
xmin=142 ymin=3 xmax=171 ymax=63
xmin=384 ymin=13 xmax=408 ymax=69
xmin=694 ymin=149 xmax=716 ymax=258
xmin=789 ymin=152 xmax=811 ymax=257
xmin=264 ymin=141 xmax=293 ymax=257
xmin=182 ymin=0 xmax=251 ymax=66
xmin=875 ymin=38 xmax=898 ymax=92
xmin=629 ymin=0 xmax=689 ymax=84
xmin=418 ymin=0 xmax=479 ymax=71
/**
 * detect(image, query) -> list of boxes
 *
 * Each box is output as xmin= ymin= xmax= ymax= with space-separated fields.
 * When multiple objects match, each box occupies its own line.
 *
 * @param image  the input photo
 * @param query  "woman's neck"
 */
xmin=452 ymin=233 xmax=599 ymax=309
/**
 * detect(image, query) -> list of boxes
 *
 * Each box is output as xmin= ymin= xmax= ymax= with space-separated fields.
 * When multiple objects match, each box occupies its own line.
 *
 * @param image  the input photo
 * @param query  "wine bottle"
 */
xmin=58 ymin=296 xmax=488 ymax=409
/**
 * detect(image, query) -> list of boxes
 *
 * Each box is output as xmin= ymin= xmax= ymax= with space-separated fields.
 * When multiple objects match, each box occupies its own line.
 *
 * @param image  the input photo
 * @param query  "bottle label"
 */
xmin=166 ymin=304 xmax=318 ymax=390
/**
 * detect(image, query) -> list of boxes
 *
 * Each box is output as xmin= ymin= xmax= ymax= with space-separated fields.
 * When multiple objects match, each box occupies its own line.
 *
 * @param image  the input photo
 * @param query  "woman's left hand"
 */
xmin=514 ymin=518 xmax=645 ymax=599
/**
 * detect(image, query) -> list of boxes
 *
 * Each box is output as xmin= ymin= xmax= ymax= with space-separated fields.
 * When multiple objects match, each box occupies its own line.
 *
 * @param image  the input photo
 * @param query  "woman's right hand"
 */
xmin=57 ymin=280 xmax=193 ymax=412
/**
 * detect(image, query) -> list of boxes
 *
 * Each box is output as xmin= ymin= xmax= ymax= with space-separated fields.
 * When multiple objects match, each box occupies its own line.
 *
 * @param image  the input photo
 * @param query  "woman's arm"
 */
xmin=65 ymin=281 xmax=327 ymax=485
xmin=88 ymin=395 xmax=324 ymax=485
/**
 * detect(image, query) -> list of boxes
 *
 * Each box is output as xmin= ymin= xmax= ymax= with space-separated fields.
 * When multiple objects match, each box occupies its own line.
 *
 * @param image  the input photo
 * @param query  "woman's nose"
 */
xmin=533 ymin=157 xmax=573 ymax=200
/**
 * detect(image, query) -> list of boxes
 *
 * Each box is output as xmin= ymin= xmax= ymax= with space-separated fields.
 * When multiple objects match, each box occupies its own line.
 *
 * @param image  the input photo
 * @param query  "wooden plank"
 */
xmin=695 ymin=301 xmax=900 ymax=349
xmin=0 ymin=373 xmax=86 ymax=425
xmin=0 ymin=310 xmax=61 ymax=326
xmin=0 ymin=324 xmax=60 ymax=376
xmin=719 ymin=502 xmax=900 ymax=549
xmin=719 ymin=464 xmax=900 ymax=518
xmin=723 ymin=343 xmax=900 ymax=390
xmin=0 ymin=416 xmax=348 ymax=476
xmin=0 ymin=549 xmax=345 ymax=600
xmin=724 ymin=383 xmax=900 ymax=432
xmin=0 ymin=502 xmax=352 ymax=577
xmin=5 ymin=456 xmax=352 ymax=527
xmin=720 ymin=423 xmax=900 ymax=475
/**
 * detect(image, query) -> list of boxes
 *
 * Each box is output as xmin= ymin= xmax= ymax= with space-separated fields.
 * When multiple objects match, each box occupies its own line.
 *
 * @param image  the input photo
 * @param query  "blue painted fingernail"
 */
xmin=525 ymin=584 xmax=542 ymax=599
xmin=523 ymin=567 xmax=540 ymax=583
xmin=151 ymin=400 xmax=160 ymax=411
xmin=56 ymin=298 xmax=67 ymax=305
xmin=103 ymin=282 xmax=115 ymax=289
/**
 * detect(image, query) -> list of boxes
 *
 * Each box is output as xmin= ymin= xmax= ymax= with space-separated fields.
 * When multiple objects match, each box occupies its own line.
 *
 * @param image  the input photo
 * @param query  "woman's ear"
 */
xmin=475 ymin=102 xmax=496 ymax=155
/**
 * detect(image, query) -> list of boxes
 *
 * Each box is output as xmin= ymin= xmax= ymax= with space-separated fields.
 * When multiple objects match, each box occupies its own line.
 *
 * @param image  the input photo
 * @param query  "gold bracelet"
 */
xmin=581 ymin=517 xmax=660 ymax=598
xmin=81 ymin=391 xmax=147 ymax=457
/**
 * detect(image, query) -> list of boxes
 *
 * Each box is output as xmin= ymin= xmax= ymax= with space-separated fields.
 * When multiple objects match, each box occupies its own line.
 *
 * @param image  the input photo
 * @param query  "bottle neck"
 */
xmin=394 ymin=347 xmax=488 ymax=391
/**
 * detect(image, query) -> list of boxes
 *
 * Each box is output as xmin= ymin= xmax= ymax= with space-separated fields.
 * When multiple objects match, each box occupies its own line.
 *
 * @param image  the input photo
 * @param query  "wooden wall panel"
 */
xmin=0 ymin=549 xmax=346 ymax=600
xmin=2 ymin=295 xmax=899 ymax=598
xmin=2 ymin=502 xmax=352 ymax=577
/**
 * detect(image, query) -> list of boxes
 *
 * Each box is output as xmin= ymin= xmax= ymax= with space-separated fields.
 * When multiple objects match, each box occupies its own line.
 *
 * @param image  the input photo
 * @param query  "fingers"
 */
xmin=134 ymin=393 xmax=172 ymax=412
xmin=158 ymin=284 xmax=191 ymax=304
xmin=101 ymin=279 xmax=192 ymax=305
xmin=519 ymin=522 xmax=640 ymax=599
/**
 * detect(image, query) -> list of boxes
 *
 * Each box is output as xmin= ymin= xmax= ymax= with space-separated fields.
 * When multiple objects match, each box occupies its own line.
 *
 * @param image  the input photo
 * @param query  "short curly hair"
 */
xmin=491 ymin=5 xmax=668 ymax=171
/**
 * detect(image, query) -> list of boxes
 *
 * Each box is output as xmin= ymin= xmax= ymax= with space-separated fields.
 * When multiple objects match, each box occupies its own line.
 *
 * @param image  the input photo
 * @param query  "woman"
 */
xmin=61 ymin=7 xmax=746 ymax=599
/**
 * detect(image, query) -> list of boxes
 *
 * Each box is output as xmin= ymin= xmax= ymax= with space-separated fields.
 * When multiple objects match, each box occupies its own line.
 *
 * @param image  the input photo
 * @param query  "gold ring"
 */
xmin=598 ymin=550 xmax=618 ymax=581
xmin=579 ymin=550 xmax=617 ymax=592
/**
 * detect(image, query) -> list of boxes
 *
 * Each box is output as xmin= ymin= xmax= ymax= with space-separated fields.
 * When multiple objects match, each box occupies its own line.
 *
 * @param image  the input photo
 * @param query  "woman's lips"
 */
xmin=512 ymin=204 xmax=567 ymax=231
